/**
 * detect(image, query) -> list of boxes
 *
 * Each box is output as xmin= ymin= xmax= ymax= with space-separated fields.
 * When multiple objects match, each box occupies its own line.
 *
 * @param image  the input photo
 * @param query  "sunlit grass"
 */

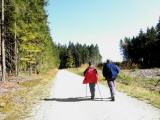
xmin=117 ymin=82 xmax=160 ymax=108
xmin=0 ymin=69 xmax=58 ymax=120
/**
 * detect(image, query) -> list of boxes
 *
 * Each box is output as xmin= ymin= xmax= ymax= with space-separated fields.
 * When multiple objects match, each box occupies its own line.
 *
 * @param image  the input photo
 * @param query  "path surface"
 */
xmin=33 ymin=70 xmax=160 ymax=120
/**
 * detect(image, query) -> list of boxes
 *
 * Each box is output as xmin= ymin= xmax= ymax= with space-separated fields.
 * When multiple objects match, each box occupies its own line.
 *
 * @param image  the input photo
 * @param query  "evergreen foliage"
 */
xmin=120 ymin=18 xmax=160 ymax=68
xmin=57 ymin=42 xmax=102 ymax=69
xmin=1 ymin=0 xmax=59 ymax=76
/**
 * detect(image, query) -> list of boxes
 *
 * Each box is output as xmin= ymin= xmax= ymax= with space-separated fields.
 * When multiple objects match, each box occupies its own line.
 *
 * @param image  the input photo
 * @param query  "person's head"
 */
xmin=89 ymin=61 xmax=92 ymax=66
xmin=106 ymin=59 xmax=110 ymax=63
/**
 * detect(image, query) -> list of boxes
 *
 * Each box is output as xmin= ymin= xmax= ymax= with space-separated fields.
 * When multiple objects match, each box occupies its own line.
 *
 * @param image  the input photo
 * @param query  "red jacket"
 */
xmin=83 ymin=67 xmax=99 ymax=84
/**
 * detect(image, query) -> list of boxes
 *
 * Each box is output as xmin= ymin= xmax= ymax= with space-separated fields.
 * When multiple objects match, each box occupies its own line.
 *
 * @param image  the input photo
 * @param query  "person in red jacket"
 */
xmin=83 ymin=61 xmax=99 ymax=99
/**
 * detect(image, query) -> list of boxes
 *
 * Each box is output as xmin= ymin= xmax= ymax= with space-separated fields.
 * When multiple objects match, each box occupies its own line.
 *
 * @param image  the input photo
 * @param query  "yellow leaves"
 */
xmin=20 ymin=57 xmax=36 ymax=64
xmin=20 ymin=32 xmax=39 ymax=42
xmin=20 ymin=43 xmax=41 ymax=63
xmin=20 ymin=44 xmax=41 ymax=53
xmin=20 ymin=57 xmax=31 ymax=62
xmin=20 ymin=54 xmax=37 ymax=64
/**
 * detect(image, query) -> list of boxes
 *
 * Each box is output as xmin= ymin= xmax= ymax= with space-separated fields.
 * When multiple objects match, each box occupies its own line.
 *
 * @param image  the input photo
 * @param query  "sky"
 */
xmin=45 ymin=0 xmax=160 ymax=62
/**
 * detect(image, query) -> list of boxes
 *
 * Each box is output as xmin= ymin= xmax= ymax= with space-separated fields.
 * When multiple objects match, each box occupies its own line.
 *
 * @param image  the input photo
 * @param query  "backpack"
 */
xmin=83 ymin=67 xmax=99 ymax=84
xmin=103 ymin=63 xmax=120 ymax=79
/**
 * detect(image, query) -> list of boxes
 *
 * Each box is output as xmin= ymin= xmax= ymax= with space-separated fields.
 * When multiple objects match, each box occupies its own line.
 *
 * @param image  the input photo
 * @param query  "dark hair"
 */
xmin=89 ymin=61 xmax=92 ymax=66
xmin=106 ymin=59 xmax=110 ymax=63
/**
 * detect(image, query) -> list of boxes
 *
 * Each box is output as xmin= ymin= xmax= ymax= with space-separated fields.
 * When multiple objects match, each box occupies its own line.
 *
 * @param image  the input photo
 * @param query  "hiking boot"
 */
xmin=111 ymin=97 xmax=115 ymax=101
xmin=91 ymin=96 xmax=95 ymax=100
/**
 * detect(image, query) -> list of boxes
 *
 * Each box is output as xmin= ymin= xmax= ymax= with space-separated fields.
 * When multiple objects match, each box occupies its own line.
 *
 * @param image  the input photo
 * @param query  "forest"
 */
xmin=57 ymin=42 xmax=102 ymax=69
xmin=0 ymin=0 xmax=59 ymax=81
xmin=120 ymin=18 xmax=160 ymax=68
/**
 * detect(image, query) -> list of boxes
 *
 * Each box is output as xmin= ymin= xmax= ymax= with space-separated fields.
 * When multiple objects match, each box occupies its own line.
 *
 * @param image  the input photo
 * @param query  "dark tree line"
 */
xmin=57 ymin=42 xmax=102 ymax=69
xmin=120 ymin=18 xmax=160 ymax=68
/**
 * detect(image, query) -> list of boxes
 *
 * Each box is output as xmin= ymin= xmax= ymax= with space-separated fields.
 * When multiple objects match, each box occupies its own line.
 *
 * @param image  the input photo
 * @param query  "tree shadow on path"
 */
xmin=43 ymin=97 xmax=111 ymax=102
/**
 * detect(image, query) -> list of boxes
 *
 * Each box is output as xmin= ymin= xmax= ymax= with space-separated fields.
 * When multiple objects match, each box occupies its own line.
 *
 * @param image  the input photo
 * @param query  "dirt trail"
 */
xmin=32 ymin=70 xmax=160 ymax=120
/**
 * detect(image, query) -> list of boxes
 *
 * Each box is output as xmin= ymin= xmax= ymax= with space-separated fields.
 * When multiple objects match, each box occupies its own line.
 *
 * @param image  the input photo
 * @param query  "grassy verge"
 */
xmin=117 ymin=82 xmax=160 ymax=108
xmin=0 ymin=69 xmax=58 ymax=120
xmin=67 ymin=64 xmax=88 ymax=76
xmin=68 ymin=65 xmax=160 ymax=108
xmin=117 ymin=71 xmax=160 ymax=108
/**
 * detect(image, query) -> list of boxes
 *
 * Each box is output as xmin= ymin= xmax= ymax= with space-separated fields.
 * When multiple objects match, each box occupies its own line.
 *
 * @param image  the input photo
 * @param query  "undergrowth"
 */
xmin=0 ymin=69 xmax=58 ymax=120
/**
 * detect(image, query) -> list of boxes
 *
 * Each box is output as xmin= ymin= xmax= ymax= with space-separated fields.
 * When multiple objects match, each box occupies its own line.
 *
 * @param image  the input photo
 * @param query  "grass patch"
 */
xmin=117 ymin=82 xmax=160 ymax=108
xmin=117 ymin=71 xmax=160 ymax=108
xmin=0 ymin=69 xmax=58 ymax=120
xmin=68 ymin=64 xmax=88 ymax=76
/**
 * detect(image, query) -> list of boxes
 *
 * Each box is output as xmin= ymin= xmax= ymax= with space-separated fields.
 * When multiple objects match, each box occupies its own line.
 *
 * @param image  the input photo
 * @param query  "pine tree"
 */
xmin=57 ymin=42 xmax=102 ymax=68
xmin=66 ymin=49 xmax=75 ymax=68
xmin=120 ymin=18 xmax=160 ymax=68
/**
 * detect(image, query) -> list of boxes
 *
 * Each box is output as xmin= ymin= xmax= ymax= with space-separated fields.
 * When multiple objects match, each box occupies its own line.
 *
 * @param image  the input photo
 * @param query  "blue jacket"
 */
xmin=103 ymin=63 xmax=120 ymax=80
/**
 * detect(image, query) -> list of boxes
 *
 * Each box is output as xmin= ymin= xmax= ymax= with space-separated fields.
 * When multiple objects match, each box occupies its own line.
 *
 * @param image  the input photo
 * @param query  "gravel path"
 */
xmin=33 ymin=70 xmax=160 ymax=120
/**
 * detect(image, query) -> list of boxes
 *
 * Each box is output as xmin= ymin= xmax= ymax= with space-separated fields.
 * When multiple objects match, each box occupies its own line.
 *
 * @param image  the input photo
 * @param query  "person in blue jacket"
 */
xmin=102 ymin=60 xmax=120 ymax=101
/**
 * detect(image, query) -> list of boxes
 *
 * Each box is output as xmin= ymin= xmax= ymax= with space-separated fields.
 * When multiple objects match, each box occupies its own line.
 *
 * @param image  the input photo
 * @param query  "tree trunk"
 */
xmin=14 ymin=21 xmax=18 ymax=77
xmin=1 ymin=0 xmax=6 ymax=81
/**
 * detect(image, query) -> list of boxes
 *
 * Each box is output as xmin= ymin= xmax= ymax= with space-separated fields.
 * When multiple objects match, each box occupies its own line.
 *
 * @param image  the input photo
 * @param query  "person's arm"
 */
xmin=84 ymin=67 xmax=89 ymax=76
xmin=116 ymin=65 xmax=120 ymax=74
xmin=102 ymin=65 xmax=106 ymax=77
xmin=94 ymin=68 xmax=98 ymax=74
xmin=95 ymin=68 xmax=99 ymax=77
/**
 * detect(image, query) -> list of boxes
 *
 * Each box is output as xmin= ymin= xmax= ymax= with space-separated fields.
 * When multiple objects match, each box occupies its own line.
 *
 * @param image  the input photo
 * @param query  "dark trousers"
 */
xmin=107 ymin=79 xmax=116 ymax=98
xmin=89 ymin=83 xmax=95 ymax=98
